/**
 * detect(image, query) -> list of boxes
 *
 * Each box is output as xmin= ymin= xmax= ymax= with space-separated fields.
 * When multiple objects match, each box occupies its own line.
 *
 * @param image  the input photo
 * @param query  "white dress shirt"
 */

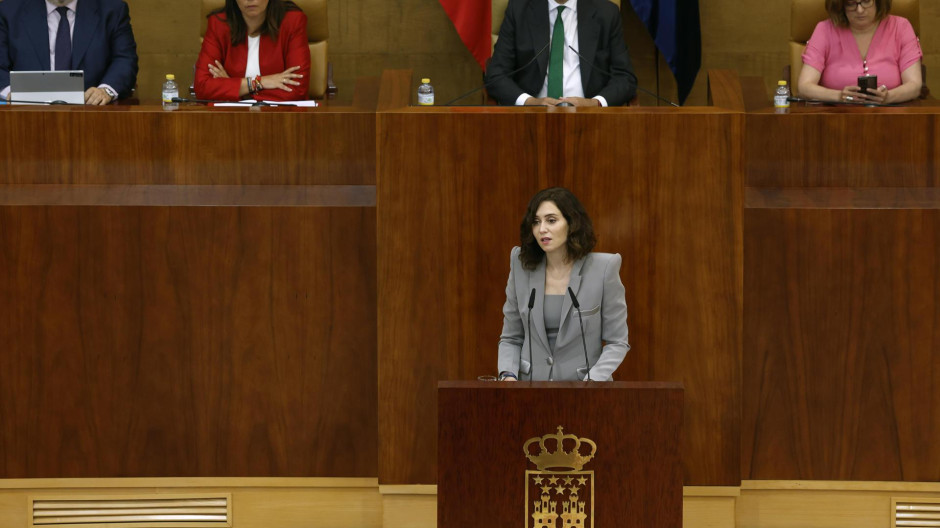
xmin=514 ymin=0 xmax=608 ymax=106
xmin=245 ymin=35 xmax=261 ymax=79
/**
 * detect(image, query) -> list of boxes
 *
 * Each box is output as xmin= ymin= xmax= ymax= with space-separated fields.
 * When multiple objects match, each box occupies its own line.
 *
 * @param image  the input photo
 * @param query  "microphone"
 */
xmin=785 ymin=95 xmax=895 ymax=107
xmin=171 ymin=96 xmax=296 ymax=107
xmin=525 ymin=288 xmax=536 ymax=380
xmin=566 ymin=44 xmax=680 ymax=107
xmin=443 ymin=40 xmax=552 ymax=106
xmin=7 ymin=98 xmax=80 ymax=105
xmin=567 ymin=287 xmax=592 ymax=381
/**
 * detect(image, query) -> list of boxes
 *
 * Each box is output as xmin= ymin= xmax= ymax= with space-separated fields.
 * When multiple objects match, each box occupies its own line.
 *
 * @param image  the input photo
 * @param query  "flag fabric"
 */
xmin=439 ymin=0 xmax=492 ymax=70
xmin=629 ymin=0 xmax=702 ymax=104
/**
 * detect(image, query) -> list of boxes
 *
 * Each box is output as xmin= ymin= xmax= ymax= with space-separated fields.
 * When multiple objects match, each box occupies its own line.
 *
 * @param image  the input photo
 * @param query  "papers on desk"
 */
xmin=212 ymin=100 xmax=319 ymax=107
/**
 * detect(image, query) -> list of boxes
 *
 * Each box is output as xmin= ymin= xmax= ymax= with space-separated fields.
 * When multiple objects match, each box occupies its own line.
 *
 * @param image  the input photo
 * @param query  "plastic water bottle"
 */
xmin=774 ymin=80 xmax=790 ymax=111
xmin=162 ymin=74 xmax=179 ymax=110
xmin=417 ymin=78 xmax=434 ymax=106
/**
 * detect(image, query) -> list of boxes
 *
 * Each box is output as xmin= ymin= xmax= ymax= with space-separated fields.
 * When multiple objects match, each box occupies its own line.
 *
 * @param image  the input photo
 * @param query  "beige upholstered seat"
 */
xmin=788 ymin=0 xmax=920 ymax=96
xmin=199 ymin=0 xmax=334 ymax=98
xmin=491 ymin=0 xmax=622 ymax=54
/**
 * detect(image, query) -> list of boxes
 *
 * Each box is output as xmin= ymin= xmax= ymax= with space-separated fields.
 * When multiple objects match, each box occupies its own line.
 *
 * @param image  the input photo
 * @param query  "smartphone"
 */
xmin=858 ymin=75 xmax=877 ymax=95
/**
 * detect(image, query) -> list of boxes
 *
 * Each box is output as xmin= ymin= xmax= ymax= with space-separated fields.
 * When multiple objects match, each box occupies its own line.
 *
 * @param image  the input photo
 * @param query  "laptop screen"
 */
xmin=10 ymin=70 xmax=85 ymax=105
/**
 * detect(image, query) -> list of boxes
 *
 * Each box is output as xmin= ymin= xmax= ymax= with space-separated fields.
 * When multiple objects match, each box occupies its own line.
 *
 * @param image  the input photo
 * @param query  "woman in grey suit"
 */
xmin=498 ymin=187 xmax=629 ymax=381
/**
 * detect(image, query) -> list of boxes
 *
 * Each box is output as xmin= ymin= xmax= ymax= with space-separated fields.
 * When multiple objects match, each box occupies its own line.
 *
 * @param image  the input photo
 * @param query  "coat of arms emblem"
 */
xmin=524 ymin=426 xmax=596 ymax=528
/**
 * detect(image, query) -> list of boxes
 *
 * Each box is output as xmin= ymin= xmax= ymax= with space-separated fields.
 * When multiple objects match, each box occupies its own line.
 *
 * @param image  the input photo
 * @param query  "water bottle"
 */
xmin=162 ymin=74 xmax=179 ymax=110
xmin=417 ymin=78 xmax=434 ymax=106
xmin=774 ymin=80 xmax=790 ymax=111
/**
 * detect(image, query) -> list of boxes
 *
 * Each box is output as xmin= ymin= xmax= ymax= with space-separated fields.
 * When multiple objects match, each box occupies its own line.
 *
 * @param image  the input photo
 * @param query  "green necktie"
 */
xmin=547 ymin=6 xmax=566 ymax=99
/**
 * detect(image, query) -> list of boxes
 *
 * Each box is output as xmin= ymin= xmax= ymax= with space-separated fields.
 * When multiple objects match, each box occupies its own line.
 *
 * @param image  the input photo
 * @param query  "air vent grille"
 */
xmin=895 ymin=498 xmax=940 ymax=527
xmin=31 ymin=495 xmax=230 ymax=527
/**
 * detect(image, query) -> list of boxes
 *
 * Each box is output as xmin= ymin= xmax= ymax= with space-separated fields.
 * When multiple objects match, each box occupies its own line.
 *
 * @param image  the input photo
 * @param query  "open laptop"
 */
xmin=10 ymin=70 xmax=85 ymax=105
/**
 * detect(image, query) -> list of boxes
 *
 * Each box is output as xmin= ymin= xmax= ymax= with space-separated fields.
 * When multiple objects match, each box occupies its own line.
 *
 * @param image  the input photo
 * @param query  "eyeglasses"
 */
xmin=844 ymin=0 xmax=874 ymax=9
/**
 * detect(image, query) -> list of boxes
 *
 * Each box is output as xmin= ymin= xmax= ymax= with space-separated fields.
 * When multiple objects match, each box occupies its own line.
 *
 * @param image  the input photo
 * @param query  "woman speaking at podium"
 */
xmin=195 ymin=0 xmax=310 ymax=101
xmin=497 ymin=188 xmax=629 ymax=382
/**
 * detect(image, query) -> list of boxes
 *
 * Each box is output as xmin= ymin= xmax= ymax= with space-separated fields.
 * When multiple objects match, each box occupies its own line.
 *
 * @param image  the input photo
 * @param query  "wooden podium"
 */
xmin=438 ymin=381 xmax=683 ymax=528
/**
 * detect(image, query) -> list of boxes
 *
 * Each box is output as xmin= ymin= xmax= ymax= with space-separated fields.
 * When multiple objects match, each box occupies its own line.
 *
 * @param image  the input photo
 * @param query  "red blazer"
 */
xmin=195 ymin=10 xmax=310 ymax=101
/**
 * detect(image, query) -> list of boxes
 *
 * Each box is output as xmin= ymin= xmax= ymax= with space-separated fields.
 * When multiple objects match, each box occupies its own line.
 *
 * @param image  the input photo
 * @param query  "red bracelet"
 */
xmin=253 ymin=76 xmax=263 ymax=92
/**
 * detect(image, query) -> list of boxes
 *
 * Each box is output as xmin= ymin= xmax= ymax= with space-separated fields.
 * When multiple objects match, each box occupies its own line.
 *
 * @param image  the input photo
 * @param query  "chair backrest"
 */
xmin=491 ymin=0 xmax=621 ymax=54
xmin=789 ymin=0 xmax=919 ymax=96
xmin=200 ymin=0 xmax=329 ymax=98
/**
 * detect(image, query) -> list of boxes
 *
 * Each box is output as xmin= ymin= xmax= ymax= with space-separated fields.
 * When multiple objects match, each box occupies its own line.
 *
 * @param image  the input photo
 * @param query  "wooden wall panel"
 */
xmin=747 ymin=110 xmax=940 ymax=188
xmin=0 ymin=206 xmax=377 ymax=478
xmin=377 ymin=110 xmax=546 ymax=485
xmin=558 ymin=111 xmax=743 ymax=488
xmin=742 ymin=208 xmax=940 ymax=481
xmin=377 ymin=107 xmax=742 ymax=486
xmin=0 ymin=107 xmax=376 ymax=185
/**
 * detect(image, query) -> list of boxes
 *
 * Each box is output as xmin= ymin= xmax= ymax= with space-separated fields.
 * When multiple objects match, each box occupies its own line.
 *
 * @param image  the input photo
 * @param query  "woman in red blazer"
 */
xmin=195 ymin=0 xmax=310 ymax=101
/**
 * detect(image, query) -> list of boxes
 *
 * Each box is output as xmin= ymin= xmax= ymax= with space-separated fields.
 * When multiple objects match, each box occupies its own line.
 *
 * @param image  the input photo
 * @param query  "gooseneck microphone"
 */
xmin=443 ymin=40 xmax=552 ymax=106
xmin=6 ymin=99 xmax=79 ymax=105
xmin=566 ymin=44 xmax=680 ymax=107
xmin=171 ymin=96 xmax=296 ymax=107
xmin=526 ymin=288 xmax=536 ymax=380
xmin=567 ymin=287 xmax=592 ymax=381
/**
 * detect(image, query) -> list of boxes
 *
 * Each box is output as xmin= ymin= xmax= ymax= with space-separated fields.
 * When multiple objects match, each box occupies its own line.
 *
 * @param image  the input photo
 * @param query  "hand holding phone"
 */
xmin=858 ymin=75 xmax=877 ymax=95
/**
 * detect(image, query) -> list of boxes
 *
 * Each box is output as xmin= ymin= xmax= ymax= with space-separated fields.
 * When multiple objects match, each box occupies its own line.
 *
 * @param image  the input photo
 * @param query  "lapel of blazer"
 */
xmin=526 ymin=0 xmax=550 ymax=83
xmin=24 ymin=0 xmax=51 ymax=70
xmin=557 ymin=255 xmax=585 ymax=347
xmin=577 ymin=0 xmax=600 ymax=92
xmin=71 ymin=0 xmax=101 ymax=70
xmin=528 ymin=258 xmax=550 ymax=354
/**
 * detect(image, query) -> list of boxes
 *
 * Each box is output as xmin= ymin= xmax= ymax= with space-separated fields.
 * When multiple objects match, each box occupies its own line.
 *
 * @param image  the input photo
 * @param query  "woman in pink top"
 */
xmin=798 ymin=0 xmax=922 ymax=104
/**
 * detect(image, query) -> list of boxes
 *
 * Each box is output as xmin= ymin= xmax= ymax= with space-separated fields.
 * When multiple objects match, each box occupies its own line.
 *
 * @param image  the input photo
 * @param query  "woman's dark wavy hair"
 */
xmin=210 ymin=0 xmax=302 ymax=45
xmin=518 ymin=187 xmax=596 ymax=271
xmin=826 ymin=0 xmax=890 ymax=27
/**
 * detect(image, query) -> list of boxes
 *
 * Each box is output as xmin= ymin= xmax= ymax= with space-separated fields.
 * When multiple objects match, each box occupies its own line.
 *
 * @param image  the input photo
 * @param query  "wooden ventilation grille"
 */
xmin=895 ymin=499 xmax=940 ymax=528
xmin=31 ymin=495 xmax=231 ymax=527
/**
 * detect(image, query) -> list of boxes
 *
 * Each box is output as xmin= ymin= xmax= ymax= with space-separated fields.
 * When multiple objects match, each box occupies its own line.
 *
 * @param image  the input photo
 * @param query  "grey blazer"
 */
xmin=498 ymin=246 xmax=630 ymax=381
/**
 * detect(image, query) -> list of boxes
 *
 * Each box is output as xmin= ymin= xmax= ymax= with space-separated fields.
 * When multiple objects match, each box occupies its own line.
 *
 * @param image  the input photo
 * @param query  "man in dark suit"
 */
xmin=485 ymin=0 xmax=636 ymax=107
xmin=0 ymin=0 xmax=138 ymax=105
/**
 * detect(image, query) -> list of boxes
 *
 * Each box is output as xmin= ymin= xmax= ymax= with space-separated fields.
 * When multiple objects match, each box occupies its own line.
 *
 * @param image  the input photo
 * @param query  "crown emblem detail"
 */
xmin=523 ymin=426 xmax=596 ymax=471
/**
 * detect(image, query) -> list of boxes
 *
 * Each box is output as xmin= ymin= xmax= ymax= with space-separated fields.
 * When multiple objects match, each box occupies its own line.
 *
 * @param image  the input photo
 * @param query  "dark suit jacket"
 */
xmin=485 ymin=0 xmax=636 ymax=106
xmin=0 ymin=0 xmax=138 ymax=98
xmin=194 ymin=10 xmax=311 ymax=102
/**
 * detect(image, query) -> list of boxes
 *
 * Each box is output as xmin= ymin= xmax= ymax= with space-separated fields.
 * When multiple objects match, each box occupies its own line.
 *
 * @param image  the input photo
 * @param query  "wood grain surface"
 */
xmin=0 ymin=206 xmax=377 ymax=478
xmin=707 ymin=70 xmax=745 ymax=112
xmin=438 ymin=381 xmax=683 ymax=528
xmin=377 ymin=107 xmax=743 ymax=486
xmin=747 ymin=110 xmax=940 ymax=188
xmin=743 ymin=208 xmax=940 ymax=480
xmin=0 ymin=185 xmax=375 ymax=207
xmin=0 ymin=106 xmax=376 ymax=185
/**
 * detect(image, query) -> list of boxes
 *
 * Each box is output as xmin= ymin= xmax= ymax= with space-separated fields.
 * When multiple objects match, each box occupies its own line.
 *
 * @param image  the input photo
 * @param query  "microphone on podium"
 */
xmin=566 ymin=45 xmax=680 ymax=107
xmin=525 ymin=288 xmax=536 ymax=380
xmin=171 ymin=96 xmax=296 ymax=107
xmin=7 ymin=99 xmax=79 ymax=105
xmin=567 ymin=287 xmax=592 ymax=381
xmin=442 ymin=41 xmax=552 ymax=106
